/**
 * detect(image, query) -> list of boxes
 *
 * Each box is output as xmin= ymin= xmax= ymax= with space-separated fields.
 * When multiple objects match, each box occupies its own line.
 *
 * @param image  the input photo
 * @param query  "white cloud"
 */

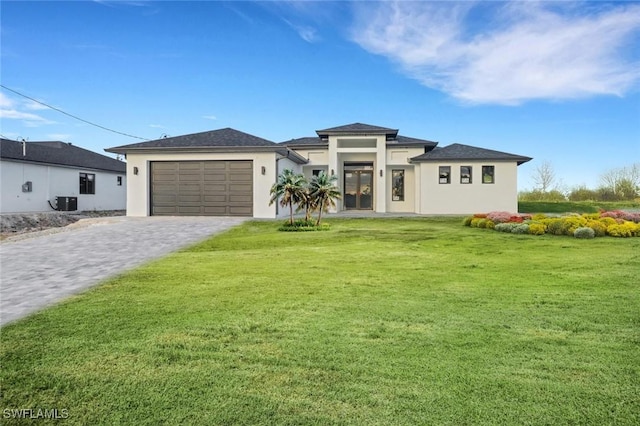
xmin=351 ymin=1 xmax=640 ymax=105
xmin=149 ymin=124 xmax=166 ymax=129
xmin=0 ymin=92 xmax=56 ymax=126
xmin=0 ymin=92 xmax=15 ymax=108
xmin=202 ymin=115 xmax=217 ymax=121
xmin=0 ymin=109 xmax=56 ymax=127
xmin=47 ymin=133 xmax=72 ymax=141
xmin=282 ymin=18 xmax=320 ymax=43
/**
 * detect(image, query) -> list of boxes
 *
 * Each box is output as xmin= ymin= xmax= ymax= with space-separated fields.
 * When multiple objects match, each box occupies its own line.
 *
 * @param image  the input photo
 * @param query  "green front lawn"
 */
xmin=2 ymin=218 xmax=639 ymax=425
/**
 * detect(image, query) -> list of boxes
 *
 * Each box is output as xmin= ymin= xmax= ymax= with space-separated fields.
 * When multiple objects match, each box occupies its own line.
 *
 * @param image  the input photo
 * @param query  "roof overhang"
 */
xmin=105 ymin=145 xmax=308 ymax=164
xmin=409 ymin=156 xmax=533 ymax=165
xmin=316 ymin=129 xmax=399 ymax=139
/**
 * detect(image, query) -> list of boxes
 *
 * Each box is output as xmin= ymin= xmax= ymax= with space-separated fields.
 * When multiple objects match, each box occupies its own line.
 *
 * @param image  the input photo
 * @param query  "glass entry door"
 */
xmin=344 ymin=170 xmax=373 ymax=209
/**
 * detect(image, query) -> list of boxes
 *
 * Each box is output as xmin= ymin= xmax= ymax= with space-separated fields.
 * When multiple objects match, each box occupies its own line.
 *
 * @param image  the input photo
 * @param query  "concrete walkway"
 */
xmin=0 ymin=216 xmax=247 ymax=326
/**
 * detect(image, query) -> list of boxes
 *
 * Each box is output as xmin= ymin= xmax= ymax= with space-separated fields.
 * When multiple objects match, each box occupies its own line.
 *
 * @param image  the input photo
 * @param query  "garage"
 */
xmin=150 ymin=160 xmax=253 ymax=216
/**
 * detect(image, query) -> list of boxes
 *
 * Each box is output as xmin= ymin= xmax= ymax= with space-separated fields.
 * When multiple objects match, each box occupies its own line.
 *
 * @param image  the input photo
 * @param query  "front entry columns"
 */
xmin=375 ymin=136 xmax=387 ymax=213
xmin=328 ymin=137 xmax=339 ymax=213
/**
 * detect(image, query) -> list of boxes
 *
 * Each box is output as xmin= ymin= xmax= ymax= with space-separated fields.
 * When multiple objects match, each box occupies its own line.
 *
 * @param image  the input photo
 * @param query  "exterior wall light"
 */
xmin=261 ymin=166 xmax=266 ymax=175
xmin=133 ymin=166 xmax=139 ymax=175
xmin=380 ymin=169 xmax=383 ymax=177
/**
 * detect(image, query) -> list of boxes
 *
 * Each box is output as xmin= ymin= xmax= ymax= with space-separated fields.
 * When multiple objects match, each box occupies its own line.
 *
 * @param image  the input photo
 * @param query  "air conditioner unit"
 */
xmin=56 ymin=196 xmax=78 ymax=211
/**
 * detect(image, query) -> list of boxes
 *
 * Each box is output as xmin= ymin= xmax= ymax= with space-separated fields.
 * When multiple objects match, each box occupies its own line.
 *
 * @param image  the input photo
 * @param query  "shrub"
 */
xmin=574 ymin=227 xmax=595 ymax=239
xmin=568 ymin=186 xmax=599 ymax=201
xmin=601 ymin=210 xmax=640 ymax=223
xmin=561 ymin=215 xmax=588 ymax=235
xmin=545 ymin=218 xmax=565 ymax=236
xmin=598 ymin=217 xmax=618 ymax=227
xmin=485 ymin=220 xmax=496 ymax=229
xmin=477 ymin=218 xmax=488 ymax=229
xmin=531 ymin=213 xmax=547 ymax=221
xmin=462 ymin=216 xmax=473 ymax=226
xmin=470 ymin=218 xmax=482 ymax=228
xmin=528 ymin=222 xmax=547 ymax=235
xmin=486 ymin=211 xmax=512 ymax=224
xmin=509 ymin=215 xmax=524 ymax=223
xmin=495 ymin=223 xmax=518 ymax=233
xmin=511 ymin=223 xmax=530 ymax=234
xmin=607 ymin=223 xmax=633 ymax=238
xmin=278 ymin=219 xmax=329 ymax=232
xmin=585 ymin=220 xmax=607 ymax=237
xmin=473 ymin=213 xmax=488 ymax=219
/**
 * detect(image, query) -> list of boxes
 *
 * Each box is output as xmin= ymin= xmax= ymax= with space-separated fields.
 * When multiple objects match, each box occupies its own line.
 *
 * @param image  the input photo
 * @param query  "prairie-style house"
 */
xmin=106 ymin=123 xmax=531 ymax=217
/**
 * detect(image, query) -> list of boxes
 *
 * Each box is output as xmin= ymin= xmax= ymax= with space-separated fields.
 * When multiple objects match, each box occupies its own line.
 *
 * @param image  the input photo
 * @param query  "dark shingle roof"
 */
xmin=392 ymin=135 xmax=438 ymax=148
xmin=1 ymin=139 xmax=126 ymax=173
xmin=106 ymin=128 xmax=277 ymax=152
xmin=280 ymin=137 xmax=327 ymax=147
xmin=316 ymin=123 xmax=399 ymax=137
xmin=410 ymin=143 xmax=532 ymax=165
xmin=106 ymin=128 xmax=308 ymax=164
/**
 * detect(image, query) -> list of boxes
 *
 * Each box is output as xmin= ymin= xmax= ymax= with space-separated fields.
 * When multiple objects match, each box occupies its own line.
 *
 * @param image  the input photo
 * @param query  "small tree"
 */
xmin=269 ymin=169 xmax=307 ymax=225
xmin=532 ymin=160 xmax=557 ymax=193
xmin=308 ymin=171 xmax=341 ymax=226
xmin=600 ymin=164 xmax=640 ymax=200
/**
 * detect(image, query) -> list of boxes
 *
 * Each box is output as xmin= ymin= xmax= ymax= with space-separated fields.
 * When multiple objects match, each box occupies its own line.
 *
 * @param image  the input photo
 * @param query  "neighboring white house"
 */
xmin=1 ymin=138 xmax=127 ymax=214
xmin=106 ymin=123 xmax=531 ymax=218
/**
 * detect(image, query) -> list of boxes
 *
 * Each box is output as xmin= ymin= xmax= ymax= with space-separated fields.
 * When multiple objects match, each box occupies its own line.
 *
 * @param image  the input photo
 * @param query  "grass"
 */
xmin=1 ymin=218 xmax=639 ymax=425
xmin=519 ymin=200 xmax=640 ymax=214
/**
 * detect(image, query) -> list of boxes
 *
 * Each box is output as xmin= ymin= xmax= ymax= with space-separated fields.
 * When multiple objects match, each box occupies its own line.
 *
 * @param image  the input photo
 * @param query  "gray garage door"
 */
xmin=150 ymin=161 xmax=253 ymax=216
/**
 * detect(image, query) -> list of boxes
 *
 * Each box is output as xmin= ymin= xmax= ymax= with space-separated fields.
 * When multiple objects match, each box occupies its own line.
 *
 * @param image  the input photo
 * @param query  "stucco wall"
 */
xmin=386 ymin=166 xmax=416 ymax=213
xmin=1 ymin=160 xmax=126 ymax=213
xmin=418 ymin=161 xmax=519 ymax=214
xmin=125 ymin=151 xmax=278 ymax=218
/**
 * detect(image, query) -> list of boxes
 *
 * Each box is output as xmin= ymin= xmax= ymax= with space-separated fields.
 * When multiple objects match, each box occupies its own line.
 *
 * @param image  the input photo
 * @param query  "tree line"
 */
xmin=520 ymin=162 xmax=640 ymax=202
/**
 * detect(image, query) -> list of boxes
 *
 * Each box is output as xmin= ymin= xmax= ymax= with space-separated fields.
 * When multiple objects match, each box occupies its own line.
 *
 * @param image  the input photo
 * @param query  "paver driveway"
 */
xmin=0 ymin=216 xmax=247 ymax=326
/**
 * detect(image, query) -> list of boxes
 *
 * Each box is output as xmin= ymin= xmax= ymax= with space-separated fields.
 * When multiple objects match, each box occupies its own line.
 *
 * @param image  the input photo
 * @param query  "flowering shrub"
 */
xmin=486 ymin=211 xmax=512 ymax=224
xmin=528 ymin=222 xmax=546 ymax=235
xmin=607 ymin=223 xmax=633 ymax=238
xmin=599 ymin=217 xmax=618 ymax=227
xmin=585 ymin=220 xmax=607 ymax=237
xmin=574 ymin=227 xmax=595 ymax=239
xmin=464 ymin=210 xmax=640 ymax=238
xmin=561 ymin=216 xmax=588 ymax=236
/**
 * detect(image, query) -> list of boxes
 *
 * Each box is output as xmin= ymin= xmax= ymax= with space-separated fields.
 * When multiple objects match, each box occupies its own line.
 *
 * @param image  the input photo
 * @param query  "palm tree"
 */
xmin=308 ymin=171 xmax=341 ymax=226
xmin=296 ymin=185 xmax=316 ymax=222
xmin=269 ymin=169 xmax=307 ymax=225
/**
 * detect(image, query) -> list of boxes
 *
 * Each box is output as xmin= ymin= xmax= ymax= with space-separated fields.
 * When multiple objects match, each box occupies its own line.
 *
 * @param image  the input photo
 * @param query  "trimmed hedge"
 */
xmin=463 ymin=210 xmax=640 ymax=238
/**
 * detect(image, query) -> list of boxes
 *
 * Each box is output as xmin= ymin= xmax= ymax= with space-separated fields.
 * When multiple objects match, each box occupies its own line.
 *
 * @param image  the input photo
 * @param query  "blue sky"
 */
xmin=1 ymin=0 xmax=639 ymax=190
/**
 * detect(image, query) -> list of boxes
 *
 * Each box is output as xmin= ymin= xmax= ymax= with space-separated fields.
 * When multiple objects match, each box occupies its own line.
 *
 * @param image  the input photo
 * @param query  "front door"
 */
xmin=344 ymin=170 xmax=373 ymax=209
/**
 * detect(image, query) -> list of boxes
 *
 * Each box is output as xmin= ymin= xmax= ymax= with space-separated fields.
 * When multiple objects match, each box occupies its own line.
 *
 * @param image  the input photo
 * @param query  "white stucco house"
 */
xmin=1 ymin=138 xmax=127 ymax=214
xmin=106 ymin=123 xmax=531 ymax=218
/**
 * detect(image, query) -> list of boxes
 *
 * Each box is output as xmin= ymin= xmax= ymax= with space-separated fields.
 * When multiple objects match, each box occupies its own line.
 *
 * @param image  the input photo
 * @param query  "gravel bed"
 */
xmin=0 ymin=211 xmax=125 ymax=240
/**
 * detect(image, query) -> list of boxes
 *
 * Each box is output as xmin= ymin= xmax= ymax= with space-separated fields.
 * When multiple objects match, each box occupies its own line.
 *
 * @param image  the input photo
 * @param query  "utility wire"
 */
xmin=0 ymin=84 xmax=149 ymax=141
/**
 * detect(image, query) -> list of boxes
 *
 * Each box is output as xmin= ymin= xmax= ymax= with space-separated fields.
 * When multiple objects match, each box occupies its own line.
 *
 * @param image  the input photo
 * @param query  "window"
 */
xmin=392 ymin=170 xmax=404 ymax=201
xmin=439 ymin=166 xmax=451 ymax=184
xmin=312 ymin=169 xmax=323 ymax=177
xmin=80 ymin=173 xmax=95 ymax=194
xmin=460 ymin=166 xmax=472 ymax=184
xmin=482 ymin=166 xmax=495 ymax=184
xmin=117 ymin=176 xmax=123 ymax=186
